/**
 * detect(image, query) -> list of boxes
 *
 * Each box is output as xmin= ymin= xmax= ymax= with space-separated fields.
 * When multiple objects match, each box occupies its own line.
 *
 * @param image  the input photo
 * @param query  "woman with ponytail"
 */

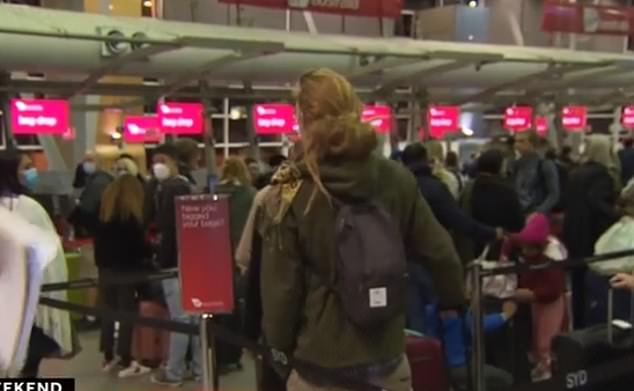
xmin=259 ymin=68 xmax=465 ymax=391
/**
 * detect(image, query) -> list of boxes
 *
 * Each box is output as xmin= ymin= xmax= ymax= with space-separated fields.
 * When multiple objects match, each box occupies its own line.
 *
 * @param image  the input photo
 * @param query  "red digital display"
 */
xmin=504 ymin=106 xmax=533 ymax=131
xmin=362 ymin=104 xmax=393 ymax=134
xmin=253 ymin=104 xmax=298 ymax=135
xmin=623 ymin=106 xmax=634 ymax=128
xmin=427 ymin=106 xmax=460 ymax=139
xmin=10 ymin=99 xmax=69 ymax=135
xmin=158 ymin=102 xmax=204 ymax=135
xmin=124 ymin=115 xmax=162 ymax=143
xmin=535 ymin=116 xmax=549 ymax=137
xmin=562 ymin=106 xmax=588 ymax=131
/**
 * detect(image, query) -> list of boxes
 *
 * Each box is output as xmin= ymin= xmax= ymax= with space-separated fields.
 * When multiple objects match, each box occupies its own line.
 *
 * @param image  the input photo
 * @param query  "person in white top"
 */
xmin=0 ymin=151 xmax=74 ymax=377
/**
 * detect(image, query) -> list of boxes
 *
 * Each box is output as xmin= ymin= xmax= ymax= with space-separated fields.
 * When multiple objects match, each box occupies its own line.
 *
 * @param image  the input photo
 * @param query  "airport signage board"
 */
xmin=535 ymin=116 xmax=549 ymax=137
xmin=157 ymin=102 xmax=204 ymax=135
xmin=622 ymin=106 xmax=634 ymax=128
xmin=362 ymin=104 xmax=392 ymax=134
xmin=218 ymin=0 xmax=403 ymax=18
xmin=253 ymin=104 xmax=298 ymax=135
xmin=504 ymin=106 xmax=533 ymax=131
xmin=124 ymin=115 xmax=162 ymax=143
xmin=176 ymin=195 xmax=234 ymax=315
xmin=10 ymin=99 xmax=69 ymax=135
xmin=542 ymin=2 xmax=634 ymax=36
xmin=428 ymin=105 xmax=460 ymax=139
xmin=562 ymin=106 xmax=588 ymax=131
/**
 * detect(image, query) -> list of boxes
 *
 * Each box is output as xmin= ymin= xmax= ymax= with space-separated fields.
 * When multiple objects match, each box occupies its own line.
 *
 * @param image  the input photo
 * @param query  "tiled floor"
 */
xmin=40 ymin=331 xmax=257 ymax=391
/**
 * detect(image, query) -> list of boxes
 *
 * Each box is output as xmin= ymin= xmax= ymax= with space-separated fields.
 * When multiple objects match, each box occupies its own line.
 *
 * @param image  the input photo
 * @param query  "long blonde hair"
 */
xmin=297 ymin=68 xmax=377 ymax=209
xmin=221 ymin=157 xmax=251 ymax=186
xmin=100 ymin=175 xmax=144 ymax=223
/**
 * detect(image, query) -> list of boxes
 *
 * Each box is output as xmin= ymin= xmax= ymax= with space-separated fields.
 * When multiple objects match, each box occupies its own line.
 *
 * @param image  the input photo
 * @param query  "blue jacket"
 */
xmin=424 ymin=305 xmax=507 ymax=368
xmin=407 ymin=163 xmax=496 ymax=243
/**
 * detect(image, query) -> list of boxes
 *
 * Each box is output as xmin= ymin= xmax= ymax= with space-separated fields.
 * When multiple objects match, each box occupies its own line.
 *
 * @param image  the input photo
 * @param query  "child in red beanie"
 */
xmin=502 ymin=213 xmax=567 ymax=382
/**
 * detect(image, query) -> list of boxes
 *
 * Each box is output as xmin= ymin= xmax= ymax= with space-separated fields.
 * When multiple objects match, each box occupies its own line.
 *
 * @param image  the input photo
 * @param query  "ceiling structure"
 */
xmin=0 ymin=3 xmax=633 ymax=110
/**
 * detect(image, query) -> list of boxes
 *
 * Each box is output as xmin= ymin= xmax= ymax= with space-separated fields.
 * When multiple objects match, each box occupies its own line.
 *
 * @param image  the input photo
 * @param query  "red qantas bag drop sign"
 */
xmin=176 ymin=195 xmax=234 ymax=315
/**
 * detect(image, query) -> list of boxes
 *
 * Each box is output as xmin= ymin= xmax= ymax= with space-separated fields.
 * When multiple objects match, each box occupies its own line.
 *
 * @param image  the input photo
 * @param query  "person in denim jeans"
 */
xmin=154 ymin=277 xmax=202 ymax=385
xmin=148 ymin=144 xmax=200 ymax=386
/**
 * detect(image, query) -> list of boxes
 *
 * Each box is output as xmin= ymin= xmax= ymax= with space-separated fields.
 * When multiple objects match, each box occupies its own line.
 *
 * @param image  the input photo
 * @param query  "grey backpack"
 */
xmin=330 ymin=200 xmax=408 ymax=328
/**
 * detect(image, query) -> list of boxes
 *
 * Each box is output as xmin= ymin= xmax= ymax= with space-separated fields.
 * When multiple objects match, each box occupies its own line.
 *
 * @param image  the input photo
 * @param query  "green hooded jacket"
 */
xmin=260 ymin=153 xmax=465 ymax=369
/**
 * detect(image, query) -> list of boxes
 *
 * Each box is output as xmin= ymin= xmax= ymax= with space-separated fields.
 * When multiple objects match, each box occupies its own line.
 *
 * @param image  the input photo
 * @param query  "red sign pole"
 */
xmin=176 ymin=195 xmax=234 ymax=391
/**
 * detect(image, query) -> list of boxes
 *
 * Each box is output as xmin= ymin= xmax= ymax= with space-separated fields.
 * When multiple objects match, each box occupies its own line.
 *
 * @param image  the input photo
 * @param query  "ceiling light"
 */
xmin=230 ymin=107 xmax=242 ymax=120
xmin=111 ymin=131 xmax=122 ymax=140
xmin=143 ymin=0 xmax=153 ymax=7
xmin=462 ymin=127 xmax=474 ymax=137
xmin=467 ymin=0 xmax=478 ymax=8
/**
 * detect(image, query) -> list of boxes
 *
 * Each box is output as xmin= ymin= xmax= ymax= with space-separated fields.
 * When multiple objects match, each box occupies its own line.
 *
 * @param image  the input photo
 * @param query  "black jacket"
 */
xmin=94 ymin=217 xmax=152 ymax=271
xmin=408 ymin=163 xmax=497 ymax=244
xmin=155 ymin=176 xmax=193 ymax=268
xmin=467 ymin=174 xmax=525 ymax=257
xmin=563 ymin=162 xmax=618 ymax=258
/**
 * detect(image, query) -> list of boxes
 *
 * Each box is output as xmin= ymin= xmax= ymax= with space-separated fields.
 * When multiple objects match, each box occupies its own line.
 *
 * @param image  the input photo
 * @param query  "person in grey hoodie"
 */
xmin=513 ymin=132 xmax=560 ymax=216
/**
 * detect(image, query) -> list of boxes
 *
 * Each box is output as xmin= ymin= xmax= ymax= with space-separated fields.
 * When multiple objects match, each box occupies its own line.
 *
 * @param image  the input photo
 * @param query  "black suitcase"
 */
xmin=552 ymin=288 xmax=634 ymax=389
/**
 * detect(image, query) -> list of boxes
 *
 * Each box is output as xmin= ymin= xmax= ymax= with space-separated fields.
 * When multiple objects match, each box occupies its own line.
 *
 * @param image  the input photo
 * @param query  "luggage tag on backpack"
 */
xmin=369 ymin=287 xmax=388 ymax=308
xmin=612 ymin=320 xmax=633 ymax=330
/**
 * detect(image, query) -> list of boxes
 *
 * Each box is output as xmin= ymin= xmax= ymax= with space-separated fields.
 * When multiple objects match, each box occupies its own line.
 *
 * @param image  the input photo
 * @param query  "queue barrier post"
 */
xmin=470 ymin=260 xmax=485 ymax=391
xmin=200 ymin=313 xmax=215 ymax=391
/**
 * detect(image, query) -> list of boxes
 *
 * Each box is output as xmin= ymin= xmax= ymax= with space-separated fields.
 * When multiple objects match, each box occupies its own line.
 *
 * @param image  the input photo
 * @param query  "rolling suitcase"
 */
xmin=132 ymin=300 xmax=169 ymax=368
xmin=552 ymin=287 xmax=634 ymax=389
xmin=406 ymin=331 xmax=450 ymax=391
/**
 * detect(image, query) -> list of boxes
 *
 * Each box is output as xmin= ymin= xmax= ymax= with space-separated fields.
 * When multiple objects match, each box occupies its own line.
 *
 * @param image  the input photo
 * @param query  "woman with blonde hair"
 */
xmin=259 ymin=68 xmax=464 ymax=391
xmin=426 ymin=140 xmax=460 ymax=198
xmin=94 ymin=174 xmax=152 ymax=378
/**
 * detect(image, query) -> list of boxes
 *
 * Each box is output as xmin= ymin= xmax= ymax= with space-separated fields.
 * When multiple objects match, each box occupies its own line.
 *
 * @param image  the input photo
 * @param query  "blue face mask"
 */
xmin=22 ymin=168 xmax=39 ymax=190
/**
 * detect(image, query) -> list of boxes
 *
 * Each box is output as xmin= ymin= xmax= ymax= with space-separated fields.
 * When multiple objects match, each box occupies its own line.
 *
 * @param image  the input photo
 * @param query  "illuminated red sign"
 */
xmin=562 ymin=106 xmax=587 ymax=131
xmin=623 ymin=106 xmax=634 ymax=128
xmin=218 ymin=0 xmax=403 ymax=18
xmin=535 ymin=116 xmax=549 ymax=137
xmin=362 ymin=105 xmax=392 ymax=134
xmin=542 ymin=2 xmax=634 ymax=36
xmin=504 ymin=106 xmax=533 ymax=131
xmin=124 ymin=115 xmax=161 ymax=143
xmin=10 ymin=99 xmax=69 ymax=135
xmin=158 ymin=102 xmax=204 ymax=135
xmin=428 ymin=106 xmax=460 ymax=139
xmin=253 ymin=104 xmax=298 ymax=135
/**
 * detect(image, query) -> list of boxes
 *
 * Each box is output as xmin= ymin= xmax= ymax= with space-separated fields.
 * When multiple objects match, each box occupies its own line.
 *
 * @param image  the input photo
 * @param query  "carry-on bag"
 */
xmin=132 ymin=300 xmax=169 ymax=368
xmin=405 ymin=330 xmax=450 ymax=391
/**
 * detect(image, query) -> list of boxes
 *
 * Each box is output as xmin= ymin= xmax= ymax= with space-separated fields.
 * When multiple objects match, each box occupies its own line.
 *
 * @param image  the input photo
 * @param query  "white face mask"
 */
xmin=83 ymin=161 xmax=97 ymax=175
xmin=152 ymin=163 xmax=171 ymax=181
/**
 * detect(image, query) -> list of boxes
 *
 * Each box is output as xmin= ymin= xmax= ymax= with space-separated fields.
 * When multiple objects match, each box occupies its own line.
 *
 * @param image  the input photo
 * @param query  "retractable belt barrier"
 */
xmin=470 ymin=247 xmax=634 ymax=391
xmin=38 ymin=248 xmax=634 ymax=391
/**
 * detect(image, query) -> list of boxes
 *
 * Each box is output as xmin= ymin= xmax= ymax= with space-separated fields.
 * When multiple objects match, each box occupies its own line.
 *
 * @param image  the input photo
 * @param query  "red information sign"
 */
xmin=535 ymin=116 xmax=549 ymax=137
xmin=176 ymin=196 xmax=234 ymax=314
xmin=124 ymin=115 xmax=162 ymax=143
xmin=623 ymin=106 xmax=634 ymax=128
xmin=158 ymin=102 xmax=204 ymax=135
xmin=504 ymin=106 xmax=533 ymax=131
xmin=253 ymin=104 xmax=298 ymax=135
xmin=428 ymin=106 xmax=460 ymax=139
xmin=218 ymin=0 xmax=402 ymax=18
xmin=10 ymin=99 xmax=69 ymax=135
xmin=562 ymin=106 xmax=588 ymax=131
xmin=362 ymin=105 xmax=392 ymax=134
xmin=542 ymin=2 xmax=634 ymax=36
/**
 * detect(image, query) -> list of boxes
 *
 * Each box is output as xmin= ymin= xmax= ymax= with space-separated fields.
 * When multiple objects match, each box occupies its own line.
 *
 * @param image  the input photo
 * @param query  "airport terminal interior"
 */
xmin=5 ymin=0 xmax=634 ymax=390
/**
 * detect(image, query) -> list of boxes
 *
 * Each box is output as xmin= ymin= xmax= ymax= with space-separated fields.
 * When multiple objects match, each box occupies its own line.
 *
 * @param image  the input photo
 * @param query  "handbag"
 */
xmin=467 ymin=246 xmax=517 ymax=299
xmin=592 ymin=217 xmax=634 ymax=276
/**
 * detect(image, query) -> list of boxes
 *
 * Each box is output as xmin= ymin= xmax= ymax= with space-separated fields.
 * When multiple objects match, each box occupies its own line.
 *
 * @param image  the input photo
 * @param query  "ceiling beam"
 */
xmin=454 ymin=63 xmax=590 ymax=105
xmin=373 ymin=60 xmax=473 ymax=97
xmin=347 ymin=57 xmax=422 ymax=82
xmin=65 ymin=42 xmax=183 ymax=99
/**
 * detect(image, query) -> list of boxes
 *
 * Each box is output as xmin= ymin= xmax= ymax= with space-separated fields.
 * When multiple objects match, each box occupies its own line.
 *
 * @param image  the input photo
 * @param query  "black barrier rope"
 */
xmin=39 ymin=297 xmax=390 ymax=391
xmin=480 ymin=248 xmax=634 ymax=277
xmin=41 ymin=268 xmax=178 ymax=292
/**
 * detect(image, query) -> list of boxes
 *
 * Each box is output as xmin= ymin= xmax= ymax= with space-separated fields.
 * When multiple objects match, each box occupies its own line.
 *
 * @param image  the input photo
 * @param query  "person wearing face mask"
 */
xmin=18 ymin=154 xmax=39 ymax=192
xmin=72 ymin=152 xmax=96 ymax=191
xmin=71 ymin=153 xmax=113 ymax=237
xmin=149 ymin=144 xmax=199 ymax=387
xmin=0 ymin=151 xmax=76 ymax=377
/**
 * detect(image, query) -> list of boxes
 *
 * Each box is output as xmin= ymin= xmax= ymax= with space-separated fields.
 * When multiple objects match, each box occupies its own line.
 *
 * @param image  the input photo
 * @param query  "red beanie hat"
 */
xmin=515 ymin=213 xmax=550 ymax=245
